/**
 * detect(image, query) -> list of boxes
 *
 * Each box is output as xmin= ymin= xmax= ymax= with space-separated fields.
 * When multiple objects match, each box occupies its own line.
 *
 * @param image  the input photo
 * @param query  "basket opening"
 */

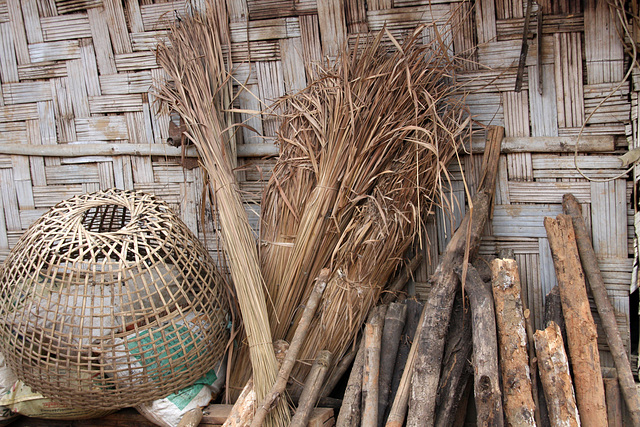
xmin=82 ymin=204 xmax=131 ymax=233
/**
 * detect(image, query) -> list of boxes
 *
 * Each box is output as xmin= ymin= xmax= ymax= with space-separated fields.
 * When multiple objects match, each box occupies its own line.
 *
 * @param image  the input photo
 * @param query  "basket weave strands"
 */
xmin=0 ymin=189 xmax=230 ymax=410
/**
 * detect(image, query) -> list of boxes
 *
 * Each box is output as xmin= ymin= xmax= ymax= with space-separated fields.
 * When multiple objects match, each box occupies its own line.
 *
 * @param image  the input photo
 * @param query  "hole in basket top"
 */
xmin=81 ymin=204 xmax=131 ymax=233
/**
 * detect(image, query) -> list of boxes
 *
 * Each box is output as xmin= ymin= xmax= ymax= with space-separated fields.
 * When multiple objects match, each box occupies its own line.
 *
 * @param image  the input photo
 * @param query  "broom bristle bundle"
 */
xmin=155 ymin=3 xmax=290 ymax=426
xmin=232 ymin=23 xmax=472 ymax=393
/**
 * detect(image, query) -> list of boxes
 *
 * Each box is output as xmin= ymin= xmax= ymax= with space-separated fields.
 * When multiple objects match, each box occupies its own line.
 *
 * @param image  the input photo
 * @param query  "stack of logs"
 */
xmin=333 ymin=127 xmax=640 ymax=427
xmin=334 ymin=191 xmax=640 ymax=427
xmin=240 ymin=127 xmax=640 ymax=426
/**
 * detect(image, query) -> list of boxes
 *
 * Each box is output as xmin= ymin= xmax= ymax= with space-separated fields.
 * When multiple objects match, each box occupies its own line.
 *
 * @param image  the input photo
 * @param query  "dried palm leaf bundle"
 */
xmin=231 ymin=26 xmax=470 ymax=392
xmin=155 ymin=3 xmax=289 ymax=426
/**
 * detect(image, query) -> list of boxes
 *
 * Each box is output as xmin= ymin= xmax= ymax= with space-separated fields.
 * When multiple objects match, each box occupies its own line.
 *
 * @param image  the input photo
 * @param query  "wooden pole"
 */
xmin=407 ymin=125 xmax=502 ymax=427
xmin=562 ymin=193 xmax=640 ymax=426
xmin=491 ymin=257 xmax=536 ymax=427
xmin=251 ymin=269 xmax=330 ymax=427
xmin=290 ymin=350 xmax=332 ymax=427
xmin=534 ymin=322 xmax=580 ymax=427
xmin=544 ymin=214 xmax=608 ymax=427
xmin=378 ymin=302 xmax=407 ymax=427
xmin=362 ymin=316 xmax=384 ymax=427
xmin=337 ymin=306 xmax=386 ymax=427
xmin=458 ymin=264 xmax=503 ymax=427
xmin=385 ymin=306 xmax=424 ymax=427
xmin=335 ymin=339 xmax=365 ymax=427
xmin=384 ymin=299 xmax=423 ymax=427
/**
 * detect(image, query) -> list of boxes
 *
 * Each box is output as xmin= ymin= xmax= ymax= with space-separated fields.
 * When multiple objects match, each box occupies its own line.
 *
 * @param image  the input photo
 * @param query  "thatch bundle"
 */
xmin=232 ymin=26 xmax=470 ymax=393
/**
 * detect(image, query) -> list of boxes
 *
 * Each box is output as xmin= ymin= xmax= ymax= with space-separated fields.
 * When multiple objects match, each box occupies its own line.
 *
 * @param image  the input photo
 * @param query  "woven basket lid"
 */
xmin=0 ymin=189 xmax=230 ymax=410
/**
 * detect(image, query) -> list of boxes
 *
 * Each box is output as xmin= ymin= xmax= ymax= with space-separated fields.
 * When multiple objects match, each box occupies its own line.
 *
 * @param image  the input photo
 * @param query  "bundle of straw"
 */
xmin=155 ymin=3 xmax=290 ymax=426
xmin=231 ymin=26 xmax=470 ymax=392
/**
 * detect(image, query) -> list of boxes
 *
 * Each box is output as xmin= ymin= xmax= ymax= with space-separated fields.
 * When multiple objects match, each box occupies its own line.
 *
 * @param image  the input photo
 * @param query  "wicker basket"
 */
xmin=0 ymin=189 xmax=230 ymax=410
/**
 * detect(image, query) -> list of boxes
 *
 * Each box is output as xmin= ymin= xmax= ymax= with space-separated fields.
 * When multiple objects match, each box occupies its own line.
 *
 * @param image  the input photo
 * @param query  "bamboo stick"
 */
xmin=0 ymin=142 xmax=278 ymax=158
xmin=562 ymin=193 xmax=640 ymax=426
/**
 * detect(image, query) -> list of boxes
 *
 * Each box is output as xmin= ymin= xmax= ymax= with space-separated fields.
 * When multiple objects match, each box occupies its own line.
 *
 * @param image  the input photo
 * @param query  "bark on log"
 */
xmin=490 ymin=258 xmax=536 ymax=426
xmin=362 ymin=319 xmax=383 ymax=427
xmin=385 ymin=299 xmax=423 ymax=426
xmin=405 ymin=126 xmax=503 ymax=426
xmin=459 ymin=264 xmax=503 ymax=427
xmin=290 ymin=350 xmax=332 ymax=427
xmin=544 ymin=214 xmax=608 ymax=427
xmin=407 ymin=191 xmax=491 ymax=426
xmin=251 ymin=270 xmax=329 ymax=427
xmin=543 ymin=286 xmax=565 ymax=334
xmin=378 ymin=302 xmax=407 ymax=427
xmin=335 ymin=339 xmax=365 ymax=427
xmin=533 ymin=322 xmax=580 ymax=427
xmin=433 ymin=292 xmax=473 ymax=427
xmin=563 ymin=193 xmax=640 ymax=427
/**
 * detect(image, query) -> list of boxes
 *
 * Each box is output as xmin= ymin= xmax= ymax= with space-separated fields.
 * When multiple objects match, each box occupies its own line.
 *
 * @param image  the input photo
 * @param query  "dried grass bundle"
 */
xmin=231 ymin=26 xmax=470 ymax=392
xmin=155 ymin=3 xmax=289 ymax=425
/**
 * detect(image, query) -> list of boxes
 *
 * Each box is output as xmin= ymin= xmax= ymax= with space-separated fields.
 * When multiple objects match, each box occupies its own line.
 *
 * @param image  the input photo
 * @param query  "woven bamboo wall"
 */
xmin=0 ymin=0 xmax=635 ymax=365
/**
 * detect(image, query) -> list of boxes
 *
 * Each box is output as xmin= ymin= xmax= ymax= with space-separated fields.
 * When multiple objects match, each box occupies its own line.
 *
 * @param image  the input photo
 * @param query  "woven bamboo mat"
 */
xmin=0 ymin=0 xmax=635 ymax=368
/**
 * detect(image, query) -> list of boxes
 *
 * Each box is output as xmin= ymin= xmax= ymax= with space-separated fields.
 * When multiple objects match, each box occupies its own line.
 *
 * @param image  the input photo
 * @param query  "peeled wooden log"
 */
xmin=337 ymin=306 xmax=386 ymax=427
xmin=378 ymin=302 xmax=407 ymax=427
xmin=534 ymin=322 xmax=580 ymax=427
xmin=490 ymin=258 xmax=536 ymax=426
xmin=562 ymin=193 xmax=640 ymax=427
xmin=544 ymin=214 xmax=608 ymax=427
xmin=335 ymin=339 xmax=365 ymax=427
xmin=385 ymin=299 xmax=423 ymax=426
xmin=290 ymin=350 xmax=332 ymax=427
xmin=362 ymin=316 xmax=384 ymax=427
xmin=458 ymin=264 xmax=503 ymax=427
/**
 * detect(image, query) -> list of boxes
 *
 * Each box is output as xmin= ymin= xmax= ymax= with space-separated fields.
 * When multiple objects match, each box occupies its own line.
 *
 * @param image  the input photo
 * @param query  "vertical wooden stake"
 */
xmin=378 ymin=302 xmax=407 ymax=427
xmin=544 ymin=214 xmax=608 ymax=427
xmin=490 ymin=258 xmax=536 ymax=427
xmin=458 ymin=264 xmax=503 ymax=427
xmin=362 ymin=317 xmax=383 ymax=427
